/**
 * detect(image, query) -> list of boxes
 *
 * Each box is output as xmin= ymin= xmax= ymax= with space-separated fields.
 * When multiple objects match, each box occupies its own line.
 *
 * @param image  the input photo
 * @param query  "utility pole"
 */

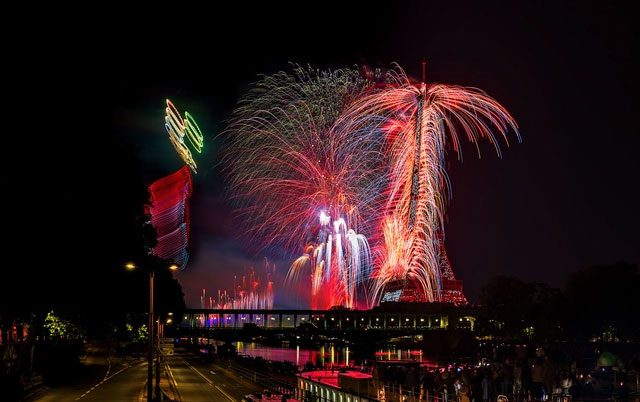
xmin=148 ymin=269 xmax=154 ymax=402
xmin=125 ymin=261 xmax=178 ymax=401
xmin=156 ymin=320 xmax=161 ymax=399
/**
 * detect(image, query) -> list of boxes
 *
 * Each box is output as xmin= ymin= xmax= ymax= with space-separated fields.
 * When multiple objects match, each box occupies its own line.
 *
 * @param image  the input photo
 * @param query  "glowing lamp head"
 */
xmin=125 ymin=262 xmax=136 ymax=270
xmin=168 ymin=264 xmax=179 ymax=271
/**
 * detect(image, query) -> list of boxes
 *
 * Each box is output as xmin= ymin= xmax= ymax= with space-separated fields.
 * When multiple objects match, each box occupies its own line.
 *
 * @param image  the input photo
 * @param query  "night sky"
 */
xmin=7 ymin=2 xmax=639 ymax=309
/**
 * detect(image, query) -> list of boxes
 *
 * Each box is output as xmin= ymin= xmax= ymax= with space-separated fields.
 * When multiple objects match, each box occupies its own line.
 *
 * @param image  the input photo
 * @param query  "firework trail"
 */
xmin=147 ymin=166 xmax=193 ymax=270
xmin=339 ymin=64 xmax=520 ymax=304
xmin=231 ymin=258 xmax=276 ymax=309
xmin=164 ymin=99 xmax=205 ymax=173
xmin=203 ymin=258 xmax=276 ymax=309
xmin=223 ymin=66 xmax=386 ymax=309
xmin=288 ymin=211 xmax=372 ymax=309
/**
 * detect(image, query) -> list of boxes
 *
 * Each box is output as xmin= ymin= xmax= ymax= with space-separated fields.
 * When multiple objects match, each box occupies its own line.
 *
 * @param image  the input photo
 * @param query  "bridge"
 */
xmin=179 ymin=302 xmax=476 ymax=333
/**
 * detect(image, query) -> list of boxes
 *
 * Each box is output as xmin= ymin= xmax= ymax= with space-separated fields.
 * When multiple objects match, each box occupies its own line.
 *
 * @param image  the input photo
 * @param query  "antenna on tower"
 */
xmin=421 ymin=59 xmax=427 ymax=83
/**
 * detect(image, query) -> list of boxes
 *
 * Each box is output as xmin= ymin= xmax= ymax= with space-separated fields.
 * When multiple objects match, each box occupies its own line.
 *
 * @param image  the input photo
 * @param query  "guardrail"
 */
xmin=229 ymin=363 xmax=297 ymax=395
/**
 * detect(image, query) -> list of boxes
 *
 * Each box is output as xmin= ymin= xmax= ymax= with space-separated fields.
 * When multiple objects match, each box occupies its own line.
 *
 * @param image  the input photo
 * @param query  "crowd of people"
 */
xmin=370 ymin=347 xmax=639 ymax=401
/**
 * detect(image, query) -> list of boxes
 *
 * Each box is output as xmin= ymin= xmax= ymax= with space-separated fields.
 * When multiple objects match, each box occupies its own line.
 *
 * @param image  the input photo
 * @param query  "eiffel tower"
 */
xmin=379 ymin=233 xmax=468 ymax=305
xmin=437 ymin=233 xmax=468 ymax=305
xmin=380 ymin=62 xmax=470 ymax=306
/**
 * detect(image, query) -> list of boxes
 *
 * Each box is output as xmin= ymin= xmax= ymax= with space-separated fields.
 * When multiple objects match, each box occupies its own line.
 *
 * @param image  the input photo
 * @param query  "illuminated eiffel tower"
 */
xmin=380 ymin=235 xmax=468 ymax=305
xmin=437 ymin=233 xmax=468 ymax=305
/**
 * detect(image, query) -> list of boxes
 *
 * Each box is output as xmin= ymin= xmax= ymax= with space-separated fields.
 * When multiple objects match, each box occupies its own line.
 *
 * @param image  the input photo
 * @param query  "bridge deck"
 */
xmin=180 ymin=304 xmax=476 ymax=331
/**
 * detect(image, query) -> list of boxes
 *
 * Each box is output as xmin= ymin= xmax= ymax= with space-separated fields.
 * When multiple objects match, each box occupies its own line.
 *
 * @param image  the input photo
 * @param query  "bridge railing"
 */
xmin=228 ymin=363 xmax=297 ymax=395
xmin=180 ymin=308 xmax=464 ymax=332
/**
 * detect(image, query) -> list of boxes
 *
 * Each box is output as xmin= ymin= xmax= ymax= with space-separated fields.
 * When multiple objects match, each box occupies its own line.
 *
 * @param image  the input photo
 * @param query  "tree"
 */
xmin=479 ymin=276 xmax=565 ymax=340
xmin=563 ymin=261 xmax=640 ymax=341
xmin=479 ymin=275 xmax=535 ymax=338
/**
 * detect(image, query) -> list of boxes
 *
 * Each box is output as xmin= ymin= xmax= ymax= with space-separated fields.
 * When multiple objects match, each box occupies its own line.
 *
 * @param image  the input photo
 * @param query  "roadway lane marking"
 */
xmin=183 ymin=360 xmax=214 ymax=385
xmin=74 ymin=362 xmax=144 ymax=400
xmin=165 ymin=361 xmax=183 ymax=402
xmin=166 ymin=363 xmax=179 ymax=387
xmin=103 ymin=354 xmax=112 ymax=381
xmin=182 ymin=359 xmax=236 ymax=402
xmin=215 ymin=384 xmax=236 ymax=402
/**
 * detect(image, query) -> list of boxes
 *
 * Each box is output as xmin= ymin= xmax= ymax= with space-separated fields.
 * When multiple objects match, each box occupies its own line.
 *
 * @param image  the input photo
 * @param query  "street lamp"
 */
xmin=125 ymin=261 xmax=179 ymax=402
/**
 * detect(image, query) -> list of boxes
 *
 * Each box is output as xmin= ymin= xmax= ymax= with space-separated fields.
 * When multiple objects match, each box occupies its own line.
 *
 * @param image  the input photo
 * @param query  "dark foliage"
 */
xmin=479 ymin=262 xmax=639 ymax=341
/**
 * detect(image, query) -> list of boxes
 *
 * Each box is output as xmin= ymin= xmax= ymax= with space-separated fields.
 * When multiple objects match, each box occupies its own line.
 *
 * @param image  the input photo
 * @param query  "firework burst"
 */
xmin=223 ymin=66 xmax=386 ymax=308
xmin=339 ymin=64 xmax=520 ymax=304
xmin=287 ymin=211 xmax=372 ymax=309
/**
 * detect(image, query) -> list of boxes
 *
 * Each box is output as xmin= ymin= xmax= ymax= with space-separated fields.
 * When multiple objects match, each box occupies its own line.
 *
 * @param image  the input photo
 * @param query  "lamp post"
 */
xmin=126 ymin=261 xmax=178 ymax=401
xmin=155 ymin=316 xmax=160 ymax=399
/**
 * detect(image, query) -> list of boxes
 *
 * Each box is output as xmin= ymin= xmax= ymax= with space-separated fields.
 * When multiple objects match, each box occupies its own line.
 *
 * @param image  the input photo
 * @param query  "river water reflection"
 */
xmin=234 ymin=342 xmax=437 ymax=368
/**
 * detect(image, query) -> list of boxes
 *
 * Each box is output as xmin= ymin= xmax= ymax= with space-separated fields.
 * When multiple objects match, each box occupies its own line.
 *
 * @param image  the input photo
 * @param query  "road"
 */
xmin=166 ymin=349 xmax=261 ymax=401
xmin=28 ymin=361 xmax=147 ymax=401
xmin=27 ymin=347 xmax=261 ymax=401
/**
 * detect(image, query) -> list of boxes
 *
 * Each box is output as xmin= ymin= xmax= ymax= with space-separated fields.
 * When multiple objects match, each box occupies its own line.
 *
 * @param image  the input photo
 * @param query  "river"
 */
xmin=234 ymin=341 xmax=438 ymax=368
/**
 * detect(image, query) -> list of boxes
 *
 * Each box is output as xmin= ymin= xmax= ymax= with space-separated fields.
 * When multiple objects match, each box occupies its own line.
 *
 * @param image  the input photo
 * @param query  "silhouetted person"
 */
xmin=532 ymin=357 xmax=546 ymax=400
